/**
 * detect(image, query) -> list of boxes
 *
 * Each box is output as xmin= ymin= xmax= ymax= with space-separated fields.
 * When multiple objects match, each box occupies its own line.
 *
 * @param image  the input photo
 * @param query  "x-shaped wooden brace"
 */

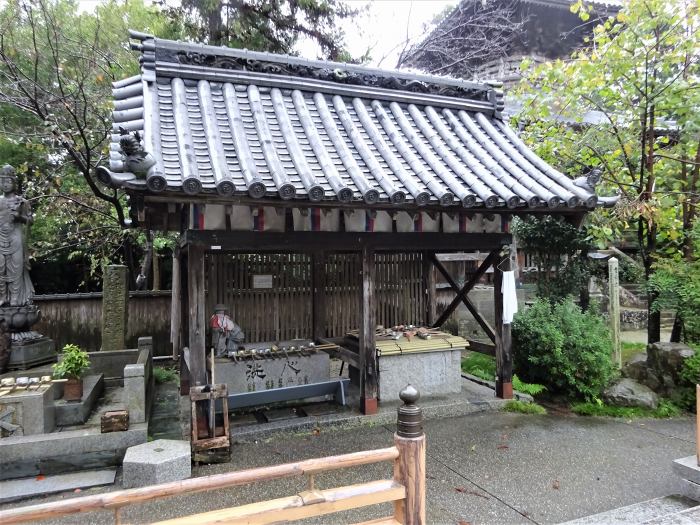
xmin=430 ymin=249 xmax=501 ymax=343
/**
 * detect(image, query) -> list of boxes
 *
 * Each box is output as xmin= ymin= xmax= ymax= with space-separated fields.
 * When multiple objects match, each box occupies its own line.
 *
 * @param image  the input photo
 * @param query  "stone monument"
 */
xmin=0 ymin=165 xmax=55 ymax=370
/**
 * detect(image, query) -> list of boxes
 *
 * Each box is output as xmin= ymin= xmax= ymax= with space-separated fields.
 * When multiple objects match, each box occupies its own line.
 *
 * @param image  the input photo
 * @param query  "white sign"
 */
xmin=252 ymin=274 xmax=273 ymax=289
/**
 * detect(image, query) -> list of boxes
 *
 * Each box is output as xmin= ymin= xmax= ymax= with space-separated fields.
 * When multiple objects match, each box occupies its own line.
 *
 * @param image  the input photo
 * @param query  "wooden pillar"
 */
xmin=188 ymin=243 xmax=207 ymax=386
xmin=311 ymin=250 xmax=326 ymax=342
xmin=422 ymin=252 xmax=436 ymax=327
xmin=360 ymin=245 xmax=378 ymax=415
xmin=152 ymin=253 xmax=161 ymax=291
xmin=393 ymin=385 xmax=426 ymax=525
xmin=170 ymin=249 xmax=181 ymax=361
xmin=494 ymin=251 xmax=513 ymax=399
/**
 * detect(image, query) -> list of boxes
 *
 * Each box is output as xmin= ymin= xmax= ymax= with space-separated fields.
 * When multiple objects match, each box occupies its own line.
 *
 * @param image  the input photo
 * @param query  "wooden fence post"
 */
xmin=394 ymin=385 xmax=425 ymax=525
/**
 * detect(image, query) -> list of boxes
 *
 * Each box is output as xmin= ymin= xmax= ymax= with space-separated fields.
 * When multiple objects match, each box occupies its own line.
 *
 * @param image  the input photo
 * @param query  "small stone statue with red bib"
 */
xmin=210 ymin=303 xmax=245 ymax=357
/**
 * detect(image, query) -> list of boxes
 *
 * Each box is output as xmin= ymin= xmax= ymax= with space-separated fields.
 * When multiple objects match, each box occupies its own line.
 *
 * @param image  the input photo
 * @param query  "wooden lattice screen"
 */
xmin=206 ymin=252 xmax=425 ymax=342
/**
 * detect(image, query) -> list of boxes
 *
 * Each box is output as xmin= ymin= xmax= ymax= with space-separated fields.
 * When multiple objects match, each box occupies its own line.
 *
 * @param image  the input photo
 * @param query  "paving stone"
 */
xmin=261 ymin=408 xmax=300 ymax=422
xmin=678 ymin=479 xmax=700 ymax=503
xmin=673 ymin=455 xmax=700 ymax=485
xmin=0 ymin=469 xmax=115 ymax=503
xmin=122 ymin=439 xmax=190 ymax=488
xmin=560 ymin=495 xmax=696 ymax=524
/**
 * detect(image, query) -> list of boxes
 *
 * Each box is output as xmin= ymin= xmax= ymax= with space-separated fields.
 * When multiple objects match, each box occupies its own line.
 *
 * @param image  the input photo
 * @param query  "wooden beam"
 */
xmin=187 ymin=243 xmax=207 ymax=386
xmin=153 ymin=480 xmax=405 ymax=525
xmin=143 ymin=192 xmax=589 ymax=218
xmin=311 ymin=250 xmax=327 ymax=341
xmin=183 ymin=230 xmax=511 ymax=253
xmin=170 ymin=249 xmax=181 ymax=361
xmin=462 ymin=296 xmax=496 ymax=343
xmin=431 ymin=255 xmax=495 ymax=342
xmin=432 ymin=249 xmax=501 ymax=328
xmin=465 ymin=339 xmax=496 ymax=356
xmin=435 ymin=252 xmax=489 ymax=261
xmin=360 ymin=245 xmax=378 ymax=415
xmin=493 ymin=253 xmax=513 ymax=399
xmin=179 ymin=251 xmax=190 ymax=395
xmin=422 ymin=252 xmax=436 ymax=327
xmin=319 ymin=338 xmax=360 ymax=369
xmin=0 ymin=447 xmax=400 ymax=524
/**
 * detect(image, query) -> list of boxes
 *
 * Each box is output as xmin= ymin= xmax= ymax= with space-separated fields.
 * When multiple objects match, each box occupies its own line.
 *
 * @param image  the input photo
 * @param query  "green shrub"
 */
xmin=649 ymin=222 xmax=700 ymax=345
xmin=153 ymin=367 xmax=178 ymax=384
xmin=513 ymin=298 xmax=616 ymax=400
xmin=670 ymin=345 xmax=700 ymax=412
xmin=512 ymin=376 xmax=547 ymax=396
xmin=511 ymin=216 xmax=591 ymax=301
xmin=461 ymin=352 xmax=496 ymax=379
xmin=571 ymin=400 xmax=681 ymax=418
xmin=52 ymin=344 xmax=90 ymax=379
xmin=461 ymin=352 xmax=546 ymax=396
xmin=502 ymin=400 xmax=547 ymax=415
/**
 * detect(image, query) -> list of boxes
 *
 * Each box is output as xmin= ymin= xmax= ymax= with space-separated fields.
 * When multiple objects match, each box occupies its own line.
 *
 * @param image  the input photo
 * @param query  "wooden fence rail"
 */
xmin=0 ymin=386 xmax=426 ymax=525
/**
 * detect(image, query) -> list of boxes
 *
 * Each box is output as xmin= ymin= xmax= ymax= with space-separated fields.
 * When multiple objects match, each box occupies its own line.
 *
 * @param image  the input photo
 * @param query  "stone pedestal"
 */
xmin=378 ymin=349 xmax=462 ymax=402
xmin=0 ymin=384 xmax=55 ymax=437
xmin=7 ymin=338 xmax=56 ymax=371
xmin=54 ymin=374 xmax=104 ymax=426
xmin=122 ymin=439 xmax=191 ymax=488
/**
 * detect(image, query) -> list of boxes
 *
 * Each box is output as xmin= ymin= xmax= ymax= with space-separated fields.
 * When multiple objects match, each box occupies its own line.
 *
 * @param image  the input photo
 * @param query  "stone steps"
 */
xmin=644 ymin=505 xmax=700 ymax=524
xmin=560 ymin=495 xmax=697 ymax=524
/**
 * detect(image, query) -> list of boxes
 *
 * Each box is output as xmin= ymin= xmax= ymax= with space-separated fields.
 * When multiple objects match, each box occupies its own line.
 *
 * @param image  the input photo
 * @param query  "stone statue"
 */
xmin=0 ymin=165 xmax=34 ymax=306
xmin=119 ymin=129 xmax=156 ymax=178
xmin=210 ymin=304 xmax=245 ymax=357
xmin=0 ymin=165 xmax=54 ymax=371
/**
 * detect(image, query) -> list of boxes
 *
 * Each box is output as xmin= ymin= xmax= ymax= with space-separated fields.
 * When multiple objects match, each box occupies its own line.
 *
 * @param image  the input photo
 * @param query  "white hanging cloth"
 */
xmin=501 ymin=270 xmax=518 ymax=324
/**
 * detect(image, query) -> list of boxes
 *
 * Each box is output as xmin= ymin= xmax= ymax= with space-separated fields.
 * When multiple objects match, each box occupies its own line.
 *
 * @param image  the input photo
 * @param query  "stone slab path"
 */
xmin=1 ymin=411 xmax=694 ymax=524
xmin=0 ymin=469 xmax=115 ymax=504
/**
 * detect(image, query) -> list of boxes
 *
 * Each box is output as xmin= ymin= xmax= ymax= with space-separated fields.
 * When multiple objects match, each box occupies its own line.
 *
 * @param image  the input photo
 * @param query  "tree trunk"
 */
xmin=670 ymin=314 xmax=683 ymax=343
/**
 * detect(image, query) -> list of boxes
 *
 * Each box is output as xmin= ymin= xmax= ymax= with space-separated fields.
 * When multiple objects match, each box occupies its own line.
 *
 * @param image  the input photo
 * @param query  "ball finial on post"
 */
xmin=397 ymin=384 xmax=423 ymax=438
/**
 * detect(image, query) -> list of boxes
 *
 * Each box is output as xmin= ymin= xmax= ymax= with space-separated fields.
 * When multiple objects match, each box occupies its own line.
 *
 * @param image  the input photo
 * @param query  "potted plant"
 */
xmin=52 ymin=344 xmax=90 ymax=401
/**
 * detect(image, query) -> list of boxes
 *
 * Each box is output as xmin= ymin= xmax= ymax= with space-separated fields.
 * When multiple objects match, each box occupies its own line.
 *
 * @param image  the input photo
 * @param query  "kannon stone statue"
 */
xmin=0 ymin=165 xmax=34 ymax=306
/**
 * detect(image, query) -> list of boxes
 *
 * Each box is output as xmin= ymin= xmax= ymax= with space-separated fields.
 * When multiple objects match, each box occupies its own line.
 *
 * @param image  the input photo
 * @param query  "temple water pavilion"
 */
xmin=98 ymin=30 xmax=610 ymax=415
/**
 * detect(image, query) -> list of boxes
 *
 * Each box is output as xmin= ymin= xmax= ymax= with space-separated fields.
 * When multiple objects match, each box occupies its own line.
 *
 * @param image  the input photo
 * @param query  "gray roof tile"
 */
xmin=101 ymin=33 xmax=601 ymax=211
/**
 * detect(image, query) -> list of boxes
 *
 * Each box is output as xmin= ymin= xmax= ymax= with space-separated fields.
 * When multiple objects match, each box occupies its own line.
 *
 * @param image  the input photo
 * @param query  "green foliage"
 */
xmin=164 ymin=0 xmax=359 ymax=59
xmin=52 ymin=344 xmax=90 ymax=379
xmin=502 ymin=400 xmax=547 ymax=415
xmin=621 ymin=342 xmax=646 ymax=364
xmin=680 ymin=347 xmax=700 ymax=386
xmin=512 ymin=376 xmax=547 ymax=396
xmin=0 ymin=0 xmax=189 ymax=287
xmin=461 ymin=352 xmax=496 ymax=379
xmin=513 ymin=299 xmax=617 ymax=400
xmin=666 ymin=345 xmax=700 ymax=412
xmin=571 ymin=400 xmax=681 ymax=419
xmin=512 ymin=216 xmax=591 ymax=302
xmin=461 ymin=352 xmax=547 ymax=397
xmin=649 ymin=223 xmax=700 ymax=345
xmin=153 ymin=367 xmax=178 ymax=384
xmin=515 ymin=0 xmax=700 ymax=347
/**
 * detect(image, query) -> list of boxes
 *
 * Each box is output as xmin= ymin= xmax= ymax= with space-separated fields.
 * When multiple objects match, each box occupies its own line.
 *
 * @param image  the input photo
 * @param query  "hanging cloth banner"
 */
xmin=501 ymin=270 xmax=518 ymax=324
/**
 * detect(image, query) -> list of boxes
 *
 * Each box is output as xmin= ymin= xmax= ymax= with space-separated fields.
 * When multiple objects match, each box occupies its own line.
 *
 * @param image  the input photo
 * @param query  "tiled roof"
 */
xmin=98 ymin=31 xmax=603 ymax=211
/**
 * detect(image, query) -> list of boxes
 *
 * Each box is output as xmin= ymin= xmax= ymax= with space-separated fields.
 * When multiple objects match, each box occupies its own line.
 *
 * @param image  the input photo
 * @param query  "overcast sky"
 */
xmin=308 ymin=0 xmax=456 ymax=67
xmin=78 ymin=0 xmax=455 ymax=67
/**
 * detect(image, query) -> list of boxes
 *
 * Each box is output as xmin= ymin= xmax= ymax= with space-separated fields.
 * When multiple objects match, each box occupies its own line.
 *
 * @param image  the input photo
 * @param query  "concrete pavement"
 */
xmin=0 ymin=411 xmax=695 ymax=524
